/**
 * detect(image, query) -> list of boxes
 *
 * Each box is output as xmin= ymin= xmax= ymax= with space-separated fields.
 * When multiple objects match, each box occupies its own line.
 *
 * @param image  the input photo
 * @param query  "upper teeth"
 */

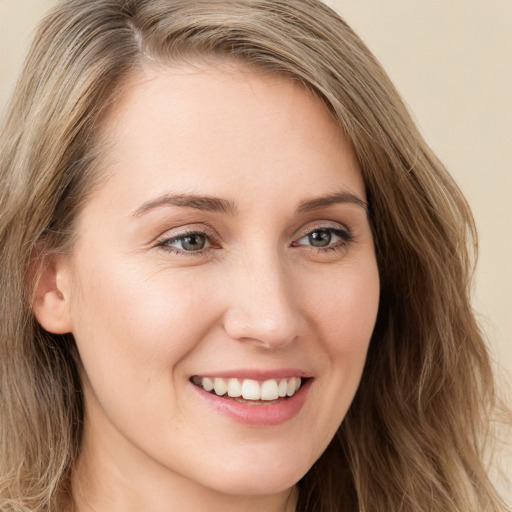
xmin=193 ymin=376 xmax=302 ymax=401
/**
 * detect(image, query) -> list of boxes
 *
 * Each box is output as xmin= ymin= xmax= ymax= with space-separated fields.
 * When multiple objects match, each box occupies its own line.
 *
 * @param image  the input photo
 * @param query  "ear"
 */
xmin=32 ymin=253 xmax=74 ymax=334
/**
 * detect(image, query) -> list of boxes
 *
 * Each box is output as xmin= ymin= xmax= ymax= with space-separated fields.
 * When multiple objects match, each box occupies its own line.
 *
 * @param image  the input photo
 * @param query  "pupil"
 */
xmin=182 ymin=234 xmax=205 ymax=251
xmin=309 ymin=230 xmax=331 ymax=247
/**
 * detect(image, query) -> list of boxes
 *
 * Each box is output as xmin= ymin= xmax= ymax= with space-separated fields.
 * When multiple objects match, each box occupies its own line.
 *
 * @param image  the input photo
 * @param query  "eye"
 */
xmin=158 ymin=231 xmax=213 ymax=254
xmin=294 ymin=226 xmax=352 ymax=250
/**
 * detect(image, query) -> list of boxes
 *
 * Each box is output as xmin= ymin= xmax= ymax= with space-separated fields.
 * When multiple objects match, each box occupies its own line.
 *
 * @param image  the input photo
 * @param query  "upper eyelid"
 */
xmin=294 ymin=221 xmax=351 ymax=238
xmin=156 ymin=225 xmax=218 ymax=243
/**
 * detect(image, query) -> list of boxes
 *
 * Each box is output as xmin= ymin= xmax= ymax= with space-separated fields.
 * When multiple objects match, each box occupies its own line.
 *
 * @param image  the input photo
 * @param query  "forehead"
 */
xmin=90 ymin=62 xmax=365 ymax=212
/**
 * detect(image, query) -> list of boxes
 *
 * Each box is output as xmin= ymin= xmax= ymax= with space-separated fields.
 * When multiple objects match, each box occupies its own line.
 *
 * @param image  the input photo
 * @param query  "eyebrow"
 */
xmin=296 ymin=192 xmax=368 ymax=214
xmin=132 ymin=190 xmax=368 ymax=218
xmin=132 ymin=193 xmax=238 ymax=217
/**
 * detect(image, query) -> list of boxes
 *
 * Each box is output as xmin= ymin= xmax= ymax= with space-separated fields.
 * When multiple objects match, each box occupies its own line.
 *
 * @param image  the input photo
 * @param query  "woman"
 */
xmin=0 ymin=0 xmax=508 ymax=511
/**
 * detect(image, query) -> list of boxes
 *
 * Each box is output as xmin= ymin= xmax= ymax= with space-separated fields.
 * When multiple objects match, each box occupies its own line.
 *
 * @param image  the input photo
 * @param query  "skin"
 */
xmin=36 ymin=64 xmax=380 ymax=512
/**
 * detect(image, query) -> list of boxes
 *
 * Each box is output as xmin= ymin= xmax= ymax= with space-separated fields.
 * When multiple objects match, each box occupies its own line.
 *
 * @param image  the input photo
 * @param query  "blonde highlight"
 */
xmin=0 ymin=1 xmax=509 ymax=510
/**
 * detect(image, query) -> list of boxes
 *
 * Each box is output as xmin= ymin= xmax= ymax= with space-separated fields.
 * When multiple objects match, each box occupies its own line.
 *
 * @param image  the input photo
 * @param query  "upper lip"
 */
xmin=191 ymin=368 xmax=313 ymax=380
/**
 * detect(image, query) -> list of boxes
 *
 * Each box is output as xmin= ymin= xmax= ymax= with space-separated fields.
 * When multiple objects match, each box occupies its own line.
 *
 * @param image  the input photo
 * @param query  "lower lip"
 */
xmin=191 ymin=379 xmax=312 ymax=426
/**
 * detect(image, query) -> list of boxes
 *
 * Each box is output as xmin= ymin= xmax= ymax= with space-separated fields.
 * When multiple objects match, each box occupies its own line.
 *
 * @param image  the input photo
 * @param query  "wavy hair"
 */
xmin=0 ymin=0 xmax=508 ymax=510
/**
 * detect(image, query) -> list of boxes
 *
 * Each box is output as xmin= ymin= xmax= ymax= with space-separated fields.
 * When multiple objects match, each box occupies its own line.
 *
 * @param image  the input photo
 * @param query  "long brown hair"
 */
xmin=0 ymin=1 xmax=508 ymax=510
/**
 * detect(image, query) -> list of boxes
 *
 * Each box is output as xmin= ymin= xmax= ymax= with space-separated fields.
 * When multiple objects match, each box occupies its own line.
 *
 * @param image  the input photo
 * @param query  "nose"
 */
xmin=222 ymin=252 xmax=305 ymax=349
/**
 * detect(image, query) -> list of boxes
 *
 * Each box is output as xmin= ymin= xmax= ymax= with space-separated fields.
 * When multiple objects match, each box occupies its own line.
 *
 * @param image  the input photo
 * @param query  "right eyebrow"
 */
xmin=131 ymin=193 xmax=238 ymax=217
xmin=296 ymin=192 xmax=368 ymax=214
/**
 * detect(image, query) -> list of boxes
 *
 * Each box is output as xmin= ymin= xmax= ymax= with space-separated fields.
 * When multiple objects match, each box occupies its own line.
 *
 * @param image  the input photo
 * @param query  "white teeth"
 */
xmin=195 ymin=376 xmax=304 ymax=400
xmin=278 ymin=379 xmax=288 ymax=397
xmin=241 ymin=379 xmax=260 ymax=400
xmin=213 ymin=378 xmax=227 ymax=396
xmin=227 ymin=378 xmax=242 ymax=397
xmin=286 ymin=378 xmax=297 ymax=397
xmin=202 ymin=377 xmax=214 ymax=392
xmin=260 ymin=379 xmax=279 ymax=401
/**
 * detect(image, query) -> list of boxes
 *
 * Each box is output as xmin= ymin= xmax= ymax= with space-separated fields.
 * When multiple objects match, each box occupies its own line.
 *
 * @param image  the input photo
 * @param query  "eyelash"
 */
xmin=156 ymin=227 xmax=218 ymax=257
xmin=292 ymin=224 xmax=353 ymax=253
xmin=156 ymin=224 xmax=353 ymax=257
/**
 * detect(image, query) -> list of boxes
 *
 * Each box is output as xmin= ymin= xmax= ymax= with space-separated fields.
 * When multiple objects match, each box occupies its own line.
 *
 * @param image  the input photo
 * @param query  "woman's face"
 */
xmin=59 ymin=65 xmax=380 ymax=503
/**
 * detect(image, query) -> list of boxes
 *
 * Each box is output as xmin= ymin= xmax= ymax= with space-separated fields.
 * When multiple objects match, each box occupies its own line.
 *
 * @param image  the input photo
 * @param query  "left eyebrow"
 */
xmin=296 ymin=192 xmax=368 ymax=214
xmin=131 ymin=193 xmax=238 ymax=217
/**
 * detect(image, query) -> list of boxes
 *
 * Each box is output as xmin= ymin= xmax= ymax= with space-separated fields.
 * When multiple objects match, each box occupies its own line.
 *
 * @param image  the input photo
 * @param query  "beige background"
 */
xmin=1 ymin=0 xmax=511 ymax=484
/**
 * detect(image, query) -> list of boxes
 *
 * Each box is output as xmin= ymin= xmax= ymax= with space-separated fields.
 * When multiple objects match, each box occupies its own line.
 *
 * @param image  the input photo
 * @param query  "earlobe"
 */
xmin=32 ymin=255 xmax=73 ymax=335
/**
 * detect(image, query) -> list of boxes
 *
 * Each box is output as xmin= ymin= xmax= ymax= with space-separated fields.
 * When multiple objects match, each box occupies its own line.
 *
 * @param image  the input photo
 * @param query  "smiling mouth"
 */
xmin=191 ymin=376 xmax=305 ymax=403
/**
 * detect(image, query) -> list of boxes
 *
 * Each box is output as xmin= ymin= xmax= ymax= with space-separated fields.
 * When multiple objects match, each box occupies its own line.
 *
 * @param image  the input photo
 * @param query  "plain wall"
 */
xmin=1 ymin=0 xmax=510 ymax=497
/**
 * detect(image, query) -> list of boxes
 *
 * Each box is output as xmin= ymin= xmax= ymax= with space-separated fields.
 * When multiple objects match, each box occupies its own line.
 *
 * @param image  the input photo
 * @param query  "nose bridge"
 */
xmin=223 ymin=247 xmax=302 ymax=348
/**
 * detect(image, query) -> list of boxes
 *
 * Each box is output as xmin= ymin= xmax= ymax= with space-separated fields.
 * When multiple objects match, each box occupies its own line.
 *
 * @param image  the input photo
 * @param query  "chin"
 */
xmin=192 ymin=447 xmax=314 ymax=497
xmin=207 ymin=471 xmax=302 ymax=497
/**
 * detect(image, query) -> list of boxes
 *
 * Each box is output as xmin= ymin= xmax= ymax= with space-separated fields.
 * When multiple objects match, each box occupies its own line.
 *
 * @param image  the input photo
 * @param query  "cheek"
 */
xmin=306 ymin=258 xmax=380 ymax=358
xmin=300 ymin=257 xmax=379 ymax=444
xmin=68 ymin=258 xmax=229 ymax=452
xmin=68 ymin=255 xmax=222 ymax=393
